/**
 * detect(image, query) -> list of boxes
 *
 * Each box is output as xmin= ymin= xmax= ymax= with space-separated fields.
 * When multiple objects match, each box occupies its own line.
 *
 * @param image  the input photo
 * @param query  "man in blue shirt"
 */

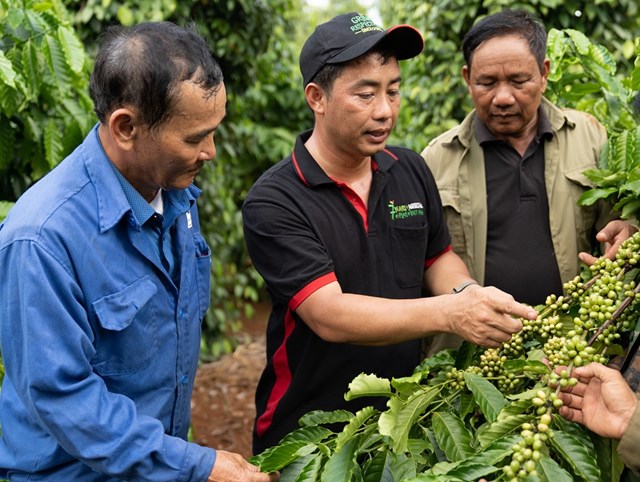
xmin=0 ymin=22 xmax=276 ymax=482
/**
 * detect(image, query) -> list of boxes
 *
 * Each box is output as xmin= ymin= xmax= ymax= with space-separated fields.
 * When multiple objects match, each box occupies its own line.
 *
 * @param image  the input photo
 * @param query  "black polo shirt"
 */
xmin=480 ymin=107 xmax=563 ymax=305
xmin=242 ymin=130 xmax=451 ymax=453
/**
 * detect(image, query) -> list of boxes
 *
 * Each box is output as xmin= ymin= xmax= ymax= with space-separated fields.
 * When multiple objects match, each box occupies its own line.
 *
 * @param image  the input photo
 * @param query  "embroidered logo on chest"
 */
xmin=388 ymin=200 xmax=424 ymax=220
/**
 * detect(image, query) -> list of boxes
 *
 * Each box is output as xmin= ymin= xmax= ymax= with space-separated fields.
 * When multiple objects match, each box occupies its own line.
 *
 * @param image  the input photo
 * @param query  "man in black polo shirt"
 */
xmin=242 ymin=12 xmax=538 ymax=453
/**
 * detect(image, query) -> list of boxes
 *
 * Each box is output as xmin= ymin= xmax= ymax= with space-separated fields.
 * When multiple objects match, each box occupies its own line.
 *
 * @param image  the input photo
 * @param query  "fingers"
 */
xmin=578 ymin=251 xmax=598 ymax=266
xmin=596 ymin=220 xmax=636 ymax=260
xmin=209 ymin=451 xmax=278 ymax=482
xmin=455 ymin=287 xmax=530 ymax=347
xmin=557 ymin=387 xmax=584 ymax=407
xmin=572 ymin=362 xmax=615 ymax=381
xmin=257 ymin=471 xmax=280 ymax=482
xmin=580 ymin=221 xmax=636 ymax=264
xmin=504 ymin=302 xmax=537 ymax=321
xmin=601 ymin=239 xmax=624 ymax=260
xmin=553 ymin=366 xmax=590 ymax=397
xmin=558 ymin=403 xmax=584 ymax=425
xmin=480 ymin=286 xmax=536 ymax=320
xmin=468 ymin=316 xmax=522 ymax=348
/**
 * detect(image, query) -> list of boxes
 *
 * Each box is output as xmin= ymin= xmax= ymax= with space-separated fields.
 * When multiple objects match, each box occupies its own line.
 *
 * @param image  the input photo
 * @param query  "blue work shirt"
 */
xmin=110 ymin=164 xmax=180 ymax=283
xmin=0 ymin=125 xmax=215 ymax=481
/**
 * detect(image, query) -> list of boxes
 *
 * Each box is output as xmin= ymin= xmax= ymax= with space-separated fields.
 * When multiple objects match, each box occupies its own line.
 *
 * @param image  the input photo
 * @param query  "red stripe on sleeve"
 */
xmin=289 ymin=272 xmax=337 ymax=311
xmin=255 ymin=273 xmax=337 ymax=437
xmin=425 ymin=244 xmax=452 ymax=268
xmin=255 ymin=309 xmax=296 ymax=437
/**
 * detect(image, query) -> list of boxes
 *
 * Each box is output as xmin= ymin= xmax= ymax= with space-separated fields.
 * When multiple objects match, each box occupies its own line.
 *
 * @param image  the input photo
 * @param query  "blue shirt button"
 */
xmin=181 ymin=374 xmax=188 ymax=384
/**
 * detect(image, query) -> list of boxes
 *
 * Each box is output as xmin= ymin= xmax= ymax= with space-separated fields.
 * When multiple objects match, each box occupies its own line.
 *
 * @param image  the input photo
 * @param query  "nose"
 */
xmin=492 ymin=83 xmax=515 ymax=106
xmin=374 ymin=95 xmax=394 ymax=120
xmin=199 ymin=135 xmax=216 ymax=161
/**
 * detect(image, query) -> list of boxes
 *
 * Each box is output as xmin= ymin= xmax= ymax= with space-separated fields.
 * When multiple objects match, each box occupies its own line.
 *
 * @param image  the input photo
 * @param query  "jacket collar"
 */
xmin=452 ymin=96 xmax=573 ymax=148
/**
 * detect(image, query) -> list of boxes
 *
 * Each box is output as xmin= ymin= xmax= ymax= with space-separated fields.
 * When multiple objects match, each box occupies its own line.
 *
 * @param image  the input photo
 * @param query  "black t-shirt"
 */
xmin=479 ymin=111 xmax=563 ymax=306
xmin=242 ymin=131 xmax=451 ymax=453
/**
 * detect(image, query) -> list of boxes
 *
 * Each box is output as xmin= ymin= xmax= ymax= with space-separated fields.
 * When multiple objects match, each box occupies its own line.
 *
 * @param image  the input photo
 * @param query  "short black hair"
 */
xmin=462 ymin=9 xmax=547 ymax=73
xmin=90 ymin=21 xmax=223 ymax=130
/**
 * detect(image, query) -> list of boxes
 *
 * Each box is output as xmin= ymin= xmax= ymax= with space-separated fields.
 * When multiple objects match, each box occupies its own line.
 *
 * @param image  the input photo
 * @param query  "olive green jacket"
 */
xmin=618 ymin=395 xmax=640 ymax=473
xmin=421 ymin=97 xmax=610 ymax=287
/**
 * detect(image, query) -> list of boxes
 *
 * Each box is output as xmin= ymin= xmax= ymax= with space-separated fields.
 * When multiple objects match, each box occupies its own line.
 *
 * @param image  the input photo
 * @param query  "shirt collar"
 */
xmin=109 ymin=161 xmax=156 ymax=225
xmin=84 ymin=124 xmax=197 ymax=233
xmin=291 ymin=129 xmax=397 ymax=188
xmin=110 ymin=163 xmax=194 ymax=229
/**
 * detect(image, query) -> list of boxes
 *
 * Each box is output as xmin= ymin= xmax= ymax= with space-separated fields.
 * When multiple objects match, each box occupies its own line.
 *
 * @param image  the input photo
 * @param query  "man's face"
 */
xmin=131 ymin=81 xmax=227 ymax=197
xmin=319 ymin=54 xmax=401 ymax=159
xmin=463 ymin=35 xmax=549 ymax=141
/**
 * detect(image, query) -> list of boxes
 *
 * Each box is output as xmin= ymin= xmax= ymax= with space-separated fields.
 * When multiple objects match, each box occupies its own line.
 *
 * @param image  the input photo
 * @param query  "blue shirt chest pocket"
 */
xmin=91 ymin=276 xmax=159 ymax=376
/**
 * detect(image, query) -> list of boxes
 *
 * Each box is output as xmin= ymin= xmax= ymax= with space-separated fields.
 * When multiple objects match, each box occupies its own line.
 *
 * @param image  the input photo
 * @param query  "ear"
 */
xmin=540 ymin=58 xmax=551 ymax=93
xmin=462 ymin=65 xmax=472 ymax=90
xmin=304 ymin=83 xmax=326 ymax=115
xmin=462 ymin=65 xmax=476 ymax=98
xmin=107 ymin=108 xmax=140 ymax=152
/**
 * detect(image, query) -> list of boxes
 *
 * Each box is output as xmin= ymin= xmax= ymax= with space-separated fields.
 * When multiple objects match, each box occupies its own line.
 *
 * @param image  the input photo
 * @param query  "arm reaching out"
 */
xmin=296 ymin=281 xmax=535 ymax=348
xmin=557 ymin=362 xmax=637 ymax=439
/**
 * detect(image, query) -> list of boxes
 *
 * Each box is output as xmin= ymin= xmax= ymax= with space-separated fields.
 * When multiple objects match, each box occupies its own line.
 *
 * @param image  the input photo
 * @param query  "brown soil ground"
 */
xmin=190 ymin=302 xmax=270 ymax=458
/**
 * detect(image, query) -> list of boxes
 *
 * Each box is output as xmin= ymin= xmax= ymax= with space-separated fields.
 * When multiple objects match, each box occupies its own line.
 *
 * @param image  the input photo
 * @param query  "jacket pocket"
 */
xmin=438 ymin=190 xmax=467 ymax=261
xmin=391 ymin=225 xmax=428 ymax=288
xmin=92 ymin=276 xmax=158 ymax=376
xmin=563 ymin=167 xmax=597 ymax=236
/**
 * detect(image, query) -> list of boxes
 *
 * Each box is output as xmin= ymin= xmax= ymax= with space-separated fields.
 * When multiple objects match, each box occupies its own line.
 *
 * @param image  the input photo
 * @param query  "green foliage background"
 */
xmin=382 ymin=0 xmax=640 ymax=151
xmin=1 ymin=0 xmax=640 ymax=360
xmin=0 ymin=0 xmax=94 ymax=201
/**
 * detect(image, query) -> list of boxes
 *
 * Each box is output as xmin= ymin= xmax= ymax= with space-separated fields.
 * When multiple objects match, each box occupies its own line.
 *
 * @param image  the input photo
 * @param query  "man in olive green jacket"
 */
xmin=423 ymin=96 xmax=610 ymax=289
xmin=422 ymin=11 xmax=633 ymax=301
xmin=421 ymin=10 xmax=635 ymax=354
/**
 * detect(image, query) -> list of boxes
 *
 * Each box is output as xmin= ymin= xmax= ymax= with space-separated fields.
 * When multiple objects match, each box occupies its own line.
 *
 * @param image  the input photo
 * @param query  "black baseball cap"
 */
xmin=300 ymin=12 xmax=424 ymax=86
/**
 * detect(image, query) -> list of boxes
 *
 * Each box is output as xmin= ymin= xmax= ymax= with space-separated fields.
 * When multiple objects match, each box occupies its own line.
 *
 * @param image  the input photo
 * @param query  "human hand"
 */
xmin=557 ymin=362 xmax=637 ymax=439
xmin=579 ymin=220 xmax=637 ymax=265
xmin=447 ymin=285 xmax=536 ymax=348
xmin=208 ymin=450 xmax=279 ymax=482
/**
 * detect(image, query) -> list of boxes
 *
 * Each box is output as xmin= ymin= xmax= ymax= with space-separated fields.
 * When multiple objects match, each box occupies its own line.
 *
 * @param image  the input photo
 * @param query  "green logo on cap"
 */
xmin=349 ymin=14 xmax=383 ymax=34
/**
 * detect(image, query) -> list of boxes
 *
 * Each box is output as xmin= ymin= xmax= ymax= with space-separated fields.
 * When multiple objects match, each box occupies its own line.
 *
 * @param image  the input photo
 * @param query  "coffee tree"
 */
xmin=252 ymin=215 xmax=640 ymax=482
xmin=0 ymin=0 xmax=94 ymax=202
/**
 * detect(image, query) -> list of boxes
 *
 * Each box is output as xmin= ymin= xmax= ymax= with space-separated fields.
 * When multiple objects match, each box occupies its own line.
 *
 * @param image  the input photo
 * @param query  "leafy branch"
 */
xmin=544 ymin=30 xmax=640 ymax=223
xmin=252 ymin=231 xmax=640 ymax=482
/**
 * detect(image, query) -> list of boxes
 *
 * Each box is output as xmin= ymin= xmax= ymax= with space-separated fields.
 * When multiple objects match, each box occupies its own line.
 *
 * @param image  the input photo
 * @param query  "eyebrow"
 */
xmin=186 ymin=114 xmax=227 ymax=140
xmin=185 ymin=130 xmax=214 ymax=143
xmin=353 ymin=76 xmax=402 ymax=89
